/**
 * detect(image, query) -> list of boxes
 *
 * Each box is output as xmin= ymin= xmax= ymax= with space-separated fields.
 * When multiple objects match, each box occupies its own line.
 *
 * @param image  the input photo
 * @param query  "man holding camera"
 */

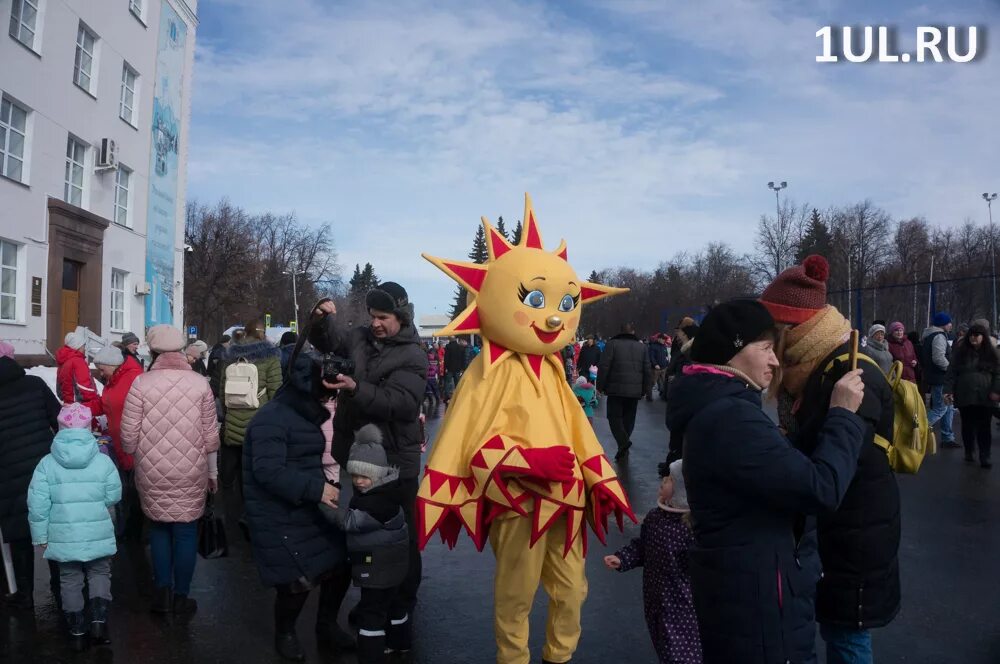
xmin=309 ymin=282 xmax=428 ymax=631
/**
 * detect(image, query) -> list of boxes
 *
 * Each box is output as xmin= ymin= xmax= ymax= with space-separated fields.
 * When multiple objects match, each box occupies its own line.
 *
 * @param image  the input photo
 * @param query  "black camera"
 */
xmin=321 ymin=354 xmax=356 ymax=382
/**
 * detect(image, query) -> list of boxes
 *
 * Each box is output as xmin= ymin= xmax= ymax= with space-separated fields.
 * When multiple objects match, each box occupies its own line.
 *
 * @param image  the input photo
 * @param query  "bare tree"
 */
xmin=748 ymin=199 xmax=810 ymax=288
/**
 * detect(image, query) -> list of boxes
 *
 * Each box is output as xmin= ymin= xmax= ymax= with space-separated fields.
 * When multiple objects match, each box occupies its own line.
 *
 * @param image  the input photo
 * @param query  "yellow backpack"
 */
xmin=824 ymin=354 xmax=934 ymax=474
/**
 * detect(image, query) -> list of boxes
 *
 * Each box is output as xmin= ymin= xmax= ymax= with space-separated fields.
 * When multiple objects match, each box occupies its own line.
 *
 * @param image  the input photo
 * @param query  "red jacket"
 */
xmin=55 ymin=346 xmax=100 ymax=411
xmin=92 ymin=359 xmax=143 ymax=470
xmin=887 ymin=335 xmax=918 ymax=382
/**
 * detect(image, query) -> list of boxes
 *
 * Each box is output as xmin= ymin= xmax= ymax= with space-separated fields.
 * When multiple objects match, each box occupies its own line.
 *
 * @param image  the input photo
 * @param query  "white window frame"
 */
xmin=110 ymin=269 xmax=127 ymax=332
xmin=0 ymin=96 xmax=28 ymax=184
xmin=114 ymin=164 xmax=131 ymax=227
xmin=128 ymin=0 xmax=143 ymax=22
xmin=0 ymin=238 xmax=21 ymax=323
xmin=73 ymin=22 xmax=98 ymax=95
xmin=8 ymin=0 xmax=39 ymax=51
xmin=64 ymin=135 xmax=86 ymax=207
xmin=119 ymin=62 xmax=138 ymax=125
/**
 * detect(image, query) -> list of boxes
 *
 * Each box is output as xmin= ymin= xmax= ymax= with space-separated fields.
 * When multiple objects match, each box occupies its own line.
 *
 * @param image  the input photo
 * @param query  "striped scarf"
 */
xmin=779 ymin=305 xmax=852 ymax=398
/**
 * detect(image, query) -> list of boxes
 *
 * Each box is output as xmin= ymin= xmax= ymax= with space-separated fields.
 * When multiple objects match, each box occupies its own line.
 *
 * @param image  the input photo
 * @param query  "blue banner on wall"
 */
xmin=144 ymin=0 xmax=186 ymax=328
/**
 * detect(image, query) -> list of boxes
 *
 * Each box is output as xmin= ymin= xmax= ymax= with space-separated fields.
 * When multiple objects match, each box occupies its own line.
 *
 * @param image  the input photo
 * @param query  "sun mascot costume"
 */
xmin=418 ymin=194 xmax=636 ymax=664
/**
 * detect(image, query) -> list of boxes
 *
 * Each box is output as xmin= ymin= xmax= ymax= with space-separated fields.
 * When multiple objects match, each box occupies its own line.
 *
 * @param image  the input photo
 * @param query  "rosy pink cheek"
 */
xmin=513 ymin=311 xmax=532 ymax=327
xmin=565 ymin=315 xmax=579 ymax=330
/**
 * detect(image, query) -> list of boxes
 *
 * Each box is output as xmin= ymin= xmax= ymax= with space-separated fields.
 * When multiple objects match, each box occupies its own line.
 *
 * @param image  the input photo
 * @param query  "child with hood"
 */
xmin=321 ymin=425 xmax=410 ymax=663
xmin=27 ymin=403 xmax=122 ymax=651
xmin=604 ymin=460 xmax=701 ymax=663
xmin=572 ymin=375 xmax=598 ymax=422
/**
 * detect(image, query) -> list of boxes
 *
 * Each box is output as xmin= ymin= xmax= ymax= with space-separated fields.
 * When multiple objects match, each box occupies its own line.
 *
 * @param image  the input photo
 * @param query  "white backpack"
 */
xmin=224 ymin=358 xmax=264 ymax=409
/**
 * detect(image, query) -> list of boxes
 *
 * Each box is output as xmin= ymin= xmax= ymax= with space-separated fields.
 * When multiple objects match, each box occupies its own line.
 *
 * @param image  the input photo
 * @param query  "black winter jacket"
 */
xmin=322 ymin=477 xmax=409 ymax=589
xmin=792 ymin=345 xmax=901 ymax=629
xmin=0 ymin=358 xmax=61 ymax=541
xmin=443 ymin=340 xmax=468 ymax=375
xmin=597 ymin=333 xmax=652 ymax=399
xmin=647 ymin=342 xmax=669 ymax=369
xmin=576 ymin=343 xmax=602 ymax=374
xmin=309 ymin=316 xmax=428 ymax=479
xmin=668 ymin=368 xmax=865 ymax=664
xmin=242 ymin=354 xmax=347 ymax=588
xmin=945 ymin=344 xmax=1000 ymax=408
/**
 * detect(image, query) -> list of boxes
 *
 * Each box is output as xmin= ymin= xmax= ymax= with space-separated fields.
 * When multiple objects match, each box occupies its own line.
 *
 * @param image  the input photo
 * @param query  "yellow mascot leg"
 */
xmin=540 ymin=518 xmax=586 ymax=663
xmin=490 ymin=514 xmax=546 ymax=664
xmin=490 ymin=513 xmax=587 ymax=664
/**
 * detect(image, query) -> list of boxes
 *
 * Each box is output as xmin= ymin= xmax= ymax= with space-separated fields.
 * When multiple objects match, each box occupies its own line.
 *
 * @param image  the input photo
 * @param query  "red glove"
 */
xmin=500 ymin=446 xmax=575 ymax=482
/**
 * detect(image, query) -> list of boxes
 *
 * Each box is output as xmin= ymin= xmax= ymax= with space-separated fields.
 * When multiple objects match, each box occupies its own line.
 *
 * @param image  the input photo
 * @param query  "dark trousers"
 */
xmin=959 ymin=405 xmax=993 ymax=462
xmin=4 ymin=536 xmax=59 ymax=602
xmin=274 ymin=566 xmax=351 ymax=635
xmin=356 ymin=585 xmax=412 ymax=663
xmin=394 ymin=477 xmax=422 ymax=616
xmin=606 ymin=396 xmax=639 ymax=452
xmin=220 ymin=444 xmax=244 ymax=521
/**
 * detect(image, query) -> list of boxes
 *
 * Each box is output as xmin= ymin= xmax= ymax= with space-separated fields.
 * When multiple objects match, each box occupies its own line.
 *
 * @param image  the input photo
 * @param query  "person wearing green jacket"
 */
xmin=220 ymin=317 xmax=282 ymax=529
xmin=28 ymin=403 xmax=122 ymax=651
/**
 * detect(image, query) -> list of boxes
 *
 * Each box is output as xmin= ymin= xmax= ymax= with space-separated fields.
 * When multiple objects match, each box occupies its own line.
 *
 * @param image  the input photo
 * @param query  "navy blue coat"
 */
xmin=243 ymin=355 xmax=346 ymax=587
xmin=0 ymin=358 xmax=60 ymax=541
xmin=667 ymin=369 xmax=865 ymax=664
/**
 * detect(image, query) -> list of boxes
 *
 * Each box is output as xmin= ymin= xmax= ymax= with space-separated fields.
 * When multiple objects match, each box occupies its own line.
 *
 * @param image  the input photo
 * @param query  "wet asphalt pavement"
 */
xmin=2 ymin=396 xmax=999 ymax=663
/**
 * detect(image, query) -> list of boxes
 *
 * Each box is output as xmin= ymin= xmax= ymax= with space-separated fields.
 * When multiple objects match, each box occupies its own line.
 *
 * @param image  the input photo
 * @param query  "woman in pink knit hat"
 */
xmin=759 ymin=255 xmax=901 ymax=664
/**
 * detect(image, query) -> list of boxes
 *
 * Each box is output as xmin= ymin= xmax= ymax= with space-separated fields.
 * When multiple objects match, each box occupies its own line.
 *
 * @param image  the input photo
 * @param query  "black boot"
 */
xmin=89 ymin=597 xmax=111 ymax=645
xmin=65 ymin=610 xmax=89 ymax=652
xmin=172 ymin=593 xmax=198 ymax=614
xmin=150 ymin=586 xmax=172 ymax=614
xmin=274 ymin=632 xmax=305 ymax=661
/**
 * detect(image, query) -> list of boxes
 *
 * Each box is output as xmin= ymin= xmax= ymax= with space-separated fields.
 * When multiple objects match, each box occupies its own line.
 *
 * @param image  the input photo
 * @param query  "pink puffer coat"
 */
xmin=121 ymin=351 xmax=220 ymax=522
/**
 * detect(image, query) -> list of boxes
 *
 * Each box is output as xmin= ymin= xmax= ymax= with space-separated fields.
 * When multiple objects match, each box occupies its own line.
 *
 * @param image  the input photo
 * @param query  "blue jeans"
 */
xmin=149 ymin=520 xmax=199 ymax=595
xmin=821 ymin=624 xmax=872 ymax=664
xmin=928 ymin=384 xmax=955 ymax=442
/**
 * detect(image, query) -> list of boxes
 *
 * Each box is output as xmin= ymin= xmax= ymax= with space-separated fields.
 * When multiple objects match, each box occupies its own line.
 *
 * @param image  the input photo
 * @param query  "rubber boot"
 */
xmin=150 ymin=586 xmax=172 ymax=614
xmin=89 ymin=597 xmax=111 ymax=645
xmin=65 ymin=610 xmax=89 ymax=652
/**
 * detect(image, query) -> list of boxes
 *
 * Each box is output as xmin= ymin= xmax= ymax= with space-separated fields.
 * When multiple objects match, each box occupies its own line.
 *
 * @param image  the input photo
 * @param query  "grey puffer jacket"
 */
xmin=308 ymin=312 xmax=428 ymax=479
xmin=597 ymin=333 xmax=653 ymax=399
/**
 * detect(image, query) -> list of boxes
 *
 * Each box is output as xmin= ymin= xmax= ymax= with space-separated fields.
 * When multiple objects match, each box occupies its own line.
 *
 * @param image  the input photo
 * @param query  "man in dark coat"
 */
xmin=576 ymin=334 xmax=602 ymax=380
xmin=309 ymin=281 xmax=428 ymax=622
xmin=442 ymin=336 xmax=469 ymax=402
xmin=598 ymin=323 xmax=653 ymax=460
xmin=0 ymin=353 xmax=61 ymax=609
xmin=646 ymin=335 xmax=670 ymax=401
xmin=761 ymin=256 xmax=901 ymax=663
xmin=243 ymin=349 xmax=352 ymax=660
xmin=206 ymin=334 xmax=231 ymax=399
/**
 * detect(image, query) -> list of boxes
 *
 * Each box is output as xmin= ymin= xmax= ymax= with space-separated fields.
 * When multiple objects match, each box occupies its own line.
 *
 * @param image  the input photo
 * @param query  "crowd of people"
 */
xmin=1 ymin=250 xmax=997 ymax=663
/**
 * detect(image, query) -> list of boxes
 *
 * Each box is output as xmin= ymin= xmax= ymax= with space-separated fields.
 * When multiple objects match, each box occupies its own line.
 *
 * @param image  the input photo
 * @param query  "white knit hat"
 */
xmin=64 ymin=329 xmax=87 ymax=350
xmin=665 ymin=459 xmax=689 ymax=513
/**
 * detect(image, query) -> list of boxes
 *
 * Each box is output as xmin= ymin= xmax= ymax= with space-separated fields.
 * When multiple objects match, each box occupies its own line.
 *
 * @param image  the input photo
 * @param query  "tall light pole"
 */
xmin=283 ymin=269 xmax=301 ymax=330
xmin=984 ymin=192 xmax=998 ymax=330
xmin=767 ymin=181 xmax=788 ymax=221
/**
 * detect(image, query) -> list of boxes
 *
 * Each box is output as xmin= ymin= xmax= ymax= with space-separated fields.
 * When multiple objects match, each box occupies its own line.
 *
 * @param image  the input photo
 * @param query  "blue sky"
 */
xmin=186 ymin=0 xmax=999 ymax=320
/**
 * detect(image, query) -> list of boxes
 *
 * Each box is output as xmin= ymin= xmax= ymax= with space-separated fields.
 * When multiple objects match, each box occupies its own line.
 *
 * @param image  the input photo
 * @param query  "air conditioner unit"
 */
xmin=135 ymin=282 xmax=151 ymax=295
xmin=96 ymin=138 xmax=118 ymax=170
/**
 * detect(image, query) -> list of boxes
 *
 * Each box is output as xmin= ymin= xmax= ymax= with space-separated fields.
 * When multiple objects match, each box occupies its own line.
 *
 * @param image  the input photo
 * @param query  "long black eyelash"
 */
xmin=572 ymin=293 xmax=581 ymax=307
xmin=518 ymin=284 xmax=531 ymax=302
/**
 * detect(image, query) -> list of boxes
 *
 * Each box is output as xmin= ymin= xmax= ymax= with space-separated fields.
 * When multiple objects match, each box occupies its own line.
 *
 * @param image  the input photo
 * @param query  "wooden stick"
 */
xmin=849 ymin=329 xmax=860 ymax=371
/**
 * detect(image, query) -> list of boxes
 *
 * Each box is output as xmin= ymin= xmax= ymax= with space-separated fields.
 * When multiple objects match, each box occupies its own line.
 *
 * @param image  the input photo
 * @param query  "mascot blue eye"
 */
xmin=521 ymin=289 xmax=546 ymax=309
xmin=558 ymin=294 xmax=577 ymax=312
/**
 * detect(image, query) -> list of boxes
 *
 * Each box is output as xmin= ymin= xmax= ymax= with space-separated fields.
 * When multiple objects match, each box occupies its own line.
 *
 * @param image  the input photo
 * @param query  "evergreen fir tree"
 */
xmin=495 ymin=216 xmax=508 ymax=241
xmin=449 ymin=226 xmax=490 ymax=319
xmin=510 ymin=219 xmax=523 ymax=246
xmin=796 ymin=209 xmax=834 ymax=262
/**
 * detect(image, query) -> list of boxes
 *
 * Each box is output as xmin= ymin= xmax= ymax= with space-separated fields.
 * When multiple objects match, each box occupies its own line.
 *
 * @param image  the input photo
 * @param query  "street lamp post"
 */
xmin=984 ymin=193 xmax=998 ymax=331
xmin=767 ymin=181 xmax=788 ymax=221
xmin=283 ymin=270 xmax=301 ymax=330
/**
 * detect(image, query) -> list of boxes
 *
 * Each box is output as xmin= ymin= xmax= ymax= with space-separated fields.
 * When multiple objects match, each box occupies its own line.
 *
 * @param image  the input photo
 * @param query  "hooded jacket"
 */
xmin=27 ymin=428 xmax=121 ymax=562
xmin=243 ymin=351 xmax=347 ymax=587
xmin=308 ymin=316 xmax=428 ymax=479
xmin=121 ymin=351 xmax=221 ymax=523
xmin=887 ymin=335 xmax=918 ymax=382
xmin=221 ymin=339 xmax=282 ymax=446
xmin=0 ymin=357 xmax=61 ymax=541
xmin=91 ymin=359 xmax=143 ymax=470
xmin=55 ymin=345 xmax=100 ymax=410
xmin=666 ymin=367 xmax=865 ymax=664
xmin=597 ymin=333 xmax=653 ymax=399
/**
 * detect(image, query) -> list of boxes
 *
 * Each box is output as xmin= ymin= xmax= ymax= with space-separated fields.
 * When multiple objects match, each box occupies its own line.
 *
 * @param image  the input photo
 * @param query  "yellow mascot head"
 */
xmin=423 ymin=194 xmax=627 ymax=361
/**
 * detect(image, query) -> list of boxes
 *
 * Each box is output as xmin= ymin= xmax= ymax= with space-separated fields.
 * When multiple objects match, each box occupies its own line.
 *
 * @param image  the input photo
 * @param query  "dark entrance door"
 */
xmin=61 ymin=259 xmax=82 ymax=340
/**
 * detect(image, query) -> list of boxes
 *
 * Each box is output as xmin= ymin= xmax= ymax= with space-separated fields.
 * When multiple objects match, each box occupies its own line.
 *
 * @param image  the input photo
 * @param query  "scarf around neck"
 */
xmin=780 ymin=305 xmax=852 ymax=397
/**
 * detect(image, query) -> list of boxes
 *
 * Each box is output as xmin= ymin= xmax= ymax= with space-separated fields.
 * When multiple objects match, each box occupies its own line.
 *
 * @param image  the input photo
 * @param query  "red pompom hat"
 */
xmin=759 ymin=255 xmax=830 ymax=325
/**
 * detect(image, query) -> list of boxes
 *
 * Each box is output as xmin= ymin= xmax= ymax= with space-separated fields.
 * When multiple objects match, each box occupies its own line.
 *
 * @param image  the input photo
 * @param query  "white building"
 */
xmin=0 ymin=0 xmax=197 ymax=363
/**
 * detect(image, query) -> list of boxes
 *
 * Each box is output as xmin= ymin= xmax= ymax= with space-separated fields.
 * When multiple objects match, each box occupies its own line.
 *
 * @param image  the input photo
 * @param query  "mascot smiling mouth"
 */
xmin=531 ymin=323 xmax=563 ymax=343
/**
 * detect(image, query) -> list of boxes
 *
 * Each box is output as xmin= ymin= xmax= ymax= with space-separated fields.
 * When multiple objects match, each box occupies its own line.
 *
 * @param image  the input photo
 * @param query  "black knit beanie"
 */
xmin=366 ymin=281 xmax=414 ymax=325
xmin=690 ymin=299 xmax=776 ymax=366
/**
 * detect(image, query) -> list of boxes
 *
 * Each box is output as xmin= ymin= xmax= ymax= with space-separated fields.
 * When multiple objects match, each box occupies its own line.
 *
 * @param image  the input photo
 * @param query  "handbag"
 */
xmin=197 ymin=493 xmax=229 ymax=559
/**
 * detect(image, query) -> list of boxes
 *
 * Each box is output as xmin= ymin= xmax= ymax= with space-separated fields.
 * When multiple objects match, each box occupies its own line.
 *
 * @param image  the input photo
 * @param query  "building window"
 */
xmin=73 ymin=23 xmax=97 ymax=94
xmin=114 ymin=165 xmax=131 ymax=226
xmin=129 ymin=0 xmax=142 ymax=20
xmin=110 ymin=269 xmax=126 ymax=331
xmin=64 ymin=135 xmax=86 ymax=206
xmin=119 ymin=63 xmax=137 ymax=125
xmin=0 ymin=239 xmax=18 ymax=322
xmin=8 ymin=0 xmax=39 ymax=50
xmin=0 ymin=97 xmax=28 ymax=183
